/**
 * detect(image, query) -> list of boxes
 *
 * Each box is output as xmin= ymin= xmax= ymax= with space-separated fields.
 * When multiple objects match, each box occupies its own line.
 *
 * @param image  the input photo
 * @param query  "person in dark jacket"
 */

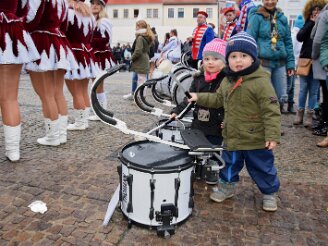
xmin=293 ymin=0 xmax=327 ymax=127
xmin=171 ymin=38 xmax=227 ymax=184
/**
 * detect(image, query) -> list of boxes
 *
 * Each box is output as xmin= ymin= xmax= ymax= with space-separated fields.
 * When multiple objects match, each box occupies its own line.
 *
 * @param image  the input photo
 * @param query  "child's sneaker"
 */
xmin=262 ymin=193 xmax=277 ymax=212
xmin=210 ymin=179 xmax=235 ymax=203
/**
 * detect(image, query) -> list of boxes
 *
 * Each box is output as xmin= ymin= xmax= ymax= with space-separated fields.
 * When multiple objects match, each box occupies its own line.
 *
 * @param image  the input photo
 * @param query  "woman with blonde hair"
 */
xmin=123 ymin=20 xmax=154 ymax=100
xmin=293 ymin=0 xmax=327 ymax=127
xmin=89 ymin=0 xmax=115 ymax=120
xmin=65 ymin=0 xmax=99 ymax=130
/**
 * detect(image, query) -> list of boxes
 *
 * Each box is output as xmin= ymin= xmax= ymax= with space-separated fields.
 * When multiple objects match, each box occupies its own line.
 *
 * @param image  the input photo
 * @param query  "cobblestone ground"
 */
xmin=0 ymin=72 xmax=327 ymax=246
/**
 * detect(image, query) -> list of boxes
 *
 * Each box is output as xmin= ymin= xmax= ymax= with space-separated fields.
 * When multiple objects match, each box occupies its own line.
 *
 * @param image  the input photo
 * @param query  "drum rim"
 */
xmin=119 ymin=140 xmax=194 ymax=173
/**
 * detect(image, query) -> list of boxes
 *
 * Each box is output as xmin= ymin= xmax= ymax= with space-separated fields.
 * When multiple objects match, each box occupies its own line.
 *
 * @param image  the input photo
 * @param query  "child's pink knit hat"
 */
xmin=202 ymin=38 xmax=227 ymax=62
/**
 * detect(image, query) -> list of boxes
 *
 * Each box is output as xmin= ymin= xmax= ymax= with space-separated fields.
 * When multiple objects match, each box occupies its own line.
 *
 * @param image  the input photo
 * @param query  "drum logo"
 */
xmin=122 ymin=174 xmax=128 ymax=203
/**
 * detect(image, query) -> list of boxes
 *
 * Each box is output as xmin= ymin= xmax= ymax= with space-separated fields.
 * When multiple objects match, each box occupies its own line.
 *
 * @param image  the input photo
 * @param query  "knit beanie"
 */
xmin=294 ymin=15 xmax=304 ymax=29
xmin=202 ymin=38 xmax=227 ymax=62
xmin=225 ymin=32 xmax=258 ymax=62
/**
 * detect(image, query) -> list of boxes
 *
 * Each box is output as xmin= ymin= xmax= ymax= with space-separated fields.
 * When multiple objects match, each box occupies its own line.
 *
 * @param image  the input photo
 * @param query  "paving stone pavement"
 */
xmin=0 ymin=71 xmax=327 ymax=246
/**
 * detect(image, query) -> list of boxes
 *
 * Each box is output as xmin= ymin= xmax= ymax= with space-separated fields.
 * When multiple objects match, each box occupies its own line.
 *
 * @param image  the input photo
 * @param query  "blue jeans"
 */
xmin=263 ymin=65 xmax=287 ymax=103
xmin=131 ymin=72 xmax=148 ymax=93
xmin=298 ymin=70 xmax=320 ymax=110
xmin=219 ymin=149 xmax=280 ymax=194
xmin=286 ymin=74 xmax=295 ymax=103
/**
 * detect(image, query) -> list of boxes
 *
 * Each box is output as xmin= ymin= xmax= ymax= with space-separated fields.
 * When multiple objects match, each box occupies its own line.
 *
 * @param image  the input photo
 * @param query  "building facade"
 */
xmin=101 ymin=0 xmax=306 ymax=45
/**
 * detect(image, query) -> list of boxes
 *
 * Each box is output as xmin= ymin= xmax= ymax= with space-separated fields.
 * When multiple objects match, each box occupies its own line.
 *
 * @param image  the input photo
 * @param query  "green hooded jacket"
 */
xmin=197 ymin=66 xmax=281 ymax=151
xmin=131 ymin=34 xmax=151 ymax=74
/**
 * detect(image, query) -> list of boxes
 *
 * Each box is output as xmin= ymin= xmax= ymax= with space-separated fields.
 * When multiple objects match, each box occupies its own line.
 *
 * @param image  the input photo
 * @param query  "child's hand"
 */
xmin=265 ymin=141 xmax=277 ymax=150
xmin=220 ymin=122 xmax=224 ymax=129
xmin=187 ymin=93 xmax=198 ymax=103
xmin=170 ymin=113 xmax=177 ymax=120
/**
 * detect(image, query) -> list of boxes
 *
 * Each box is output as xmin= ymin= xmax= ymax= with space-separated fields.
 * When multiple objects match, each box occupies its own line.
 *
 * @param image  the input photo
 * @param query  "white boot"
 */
xmin=67 ymin=109 xmax=87 ymax=130
xmin=37 ymin=119 xmax=60 ymax=146
xmin=84 ymin=107 xmax=90 ymax=128
xmin=88 ymin=107 xmax=99 ymax=121
xmin=58 ymin=115 xmax=68 ymax=144
xmin=3 ymin=124 xmax=21 ymax=162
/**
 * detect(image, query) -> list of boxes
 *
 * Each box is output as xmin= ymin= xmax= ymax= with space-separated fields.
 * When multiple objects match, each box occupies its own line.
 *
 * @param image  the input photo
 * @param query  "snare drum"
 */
xmin=154 ymin=119 xmax=191 ymax=143
xmin=118 ymin=141 xmax=194 ymax=227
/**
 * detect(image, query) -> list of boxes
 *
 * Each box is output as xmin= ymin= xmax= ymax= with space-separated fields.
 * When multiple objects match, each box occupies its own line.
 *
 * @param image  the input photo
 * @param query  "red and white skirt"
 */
xmin=65 ymin=45 xmax=100 ymax=80
xmin=94 ymin=49 xmax=116 ymax=71
xmin=0 ymin=16 xmax=40 ymax=64
xmin=26 ymin=31 xmax=78 ymax=72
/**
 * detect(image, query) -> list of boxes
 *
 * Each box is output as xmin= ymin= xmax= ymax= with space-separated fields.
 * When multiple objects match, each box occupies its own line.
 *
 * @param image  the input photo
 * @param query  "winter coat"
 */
xmin=312 ymin=6 xmax=328 ymax=69
xmin=297 ymin=19 xmax=315 ymax=59
xmin=247 ymin=6 xmax=295 ymax=70
xmin=171 ymin=69 xmax=225 ymax=137
xmin=196 ymin=66 xmax=281 ymax=151
xmin=131 ymin=34 xmax=151 ymax=74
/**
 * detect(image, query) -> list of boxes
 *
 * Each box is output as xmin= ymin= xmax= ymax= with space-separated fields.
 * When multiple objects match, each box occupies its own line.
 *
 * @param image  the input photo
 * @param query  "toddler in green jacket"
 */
xmin=188 ymin=32 xmax=281 ymax=212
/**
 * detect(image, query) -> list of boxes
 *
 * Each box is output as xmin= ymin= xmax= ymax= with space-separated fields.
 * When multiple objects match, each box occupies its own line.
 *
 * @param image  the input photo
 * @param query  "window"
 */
xmin=153 ymin=9 xmax=158 ymax=18
xmin=113 ymin=9 xmax=118 ymax=18
xmin=147 ymin=9 xmax=152 ymax=18
xmin=134 ymin=9 xmax=139 ymax=18
xmin=206 ymin=8 xmax=213 ymax=18
xmin=123 ymin=9 xmax=129 ymax=18
xmin=193 ymin=8 xmax=199 ymax=18
xmin=168 ymin=8 xmax=174 ymax=18
xmin=178 ymin=8 xmax=184 ymax=18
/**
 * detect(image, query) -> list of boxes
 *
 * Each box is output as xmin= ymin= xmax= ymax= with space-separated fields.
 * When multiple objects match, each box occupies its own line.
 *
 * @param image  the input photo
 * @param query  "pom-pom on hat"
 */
xmin=294 ymin=15 xmax=304 ymax=29
xmin=203 ymin=38 xmax=227 ymax=62
xmin=197 ymin=11 xmax=208 ymax=18
xmin=225 ymin=32 xmax=258 ymax=62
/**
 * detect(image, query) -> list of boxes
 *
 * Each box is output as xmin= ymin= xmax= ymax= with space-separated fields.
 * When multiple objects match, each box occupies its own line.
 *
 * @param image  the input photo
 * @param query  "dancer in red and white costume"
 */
xmin=0 ymin=0 xmax=40 ymax=161
xmin=89 ymin=0 xmax=115 ymax=120
xmin=25 ymin=0 xmax=78 ymax=146
xmin=65 ymin=0 xmax=99 ymax=130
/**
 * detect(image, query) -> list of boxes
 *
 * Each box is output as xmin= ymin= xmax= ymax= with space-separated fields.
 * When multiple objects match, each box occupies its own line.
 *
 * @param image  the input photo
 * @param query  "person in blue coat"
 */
xmin=247 ymin=0 xmax=295 ymax=114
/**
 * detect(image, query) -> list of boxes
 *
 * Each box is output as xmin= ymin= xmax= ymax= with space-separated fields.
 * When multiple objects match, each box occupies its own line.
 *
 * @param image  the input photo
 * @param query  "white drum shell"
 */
xmin=120 ymin=164 xmax=193 ymax=227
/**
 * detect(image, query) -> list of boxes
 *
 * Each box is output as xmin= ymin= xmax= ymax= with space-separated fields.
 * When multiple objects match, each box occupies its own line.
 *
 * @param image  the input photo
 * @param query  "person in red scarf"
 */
xmin=190 ymin=11 xmax=215 ymax=69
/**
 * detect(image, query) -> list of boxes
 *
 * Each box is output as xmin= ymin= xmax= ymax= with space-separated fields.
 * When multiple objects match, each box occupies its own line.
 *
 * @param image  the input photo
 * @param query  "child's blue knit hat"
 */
xmin=225 ymin=32 xmax=258 ymax=62
xmin=294 ymin=15 xmax=304 ymax=29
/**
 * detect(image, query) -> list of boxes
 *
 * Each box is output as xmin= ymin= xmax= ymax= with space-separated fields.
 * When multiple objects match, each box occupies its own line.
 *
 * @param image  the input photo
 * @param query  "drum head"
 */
xmin=120 ymin=141 xmax=192 ymax=173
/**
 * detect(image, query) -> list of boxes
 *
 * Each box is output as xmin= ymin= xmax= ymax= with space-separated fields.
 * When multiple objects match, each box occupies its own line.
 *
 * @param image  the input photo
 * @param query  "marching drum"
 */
xmin=170 ymin=70 xmax=193 ymax=105
xmin=118 ymin=141 xmax=194 ymax=233
xmin=154 ymin=119 xmax=191 ymax=144
xmin=154 ymin=65 xmax=193 ymax=102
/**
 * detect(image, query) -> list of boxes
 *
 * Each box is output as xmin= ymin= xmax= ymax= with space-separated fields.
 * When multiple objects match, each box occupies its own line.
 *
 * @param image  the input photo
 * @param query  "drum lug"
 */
xmin=125 ymin=174 xmax=133 ymax=213
xmin=117 ymin=166 xmax=122 ymax=202
xmin=189 ymin=170 xmax=195 ymax=208
xmin=149 ymin=179 xmax=156 ymax=220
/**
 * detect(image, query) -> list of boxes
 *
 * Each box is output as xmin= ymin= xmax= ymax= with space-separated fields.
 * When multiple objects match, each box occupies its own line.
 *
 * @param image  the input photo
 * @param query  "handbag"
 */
xmin=296 ymin=58 xmax=312 ymax=76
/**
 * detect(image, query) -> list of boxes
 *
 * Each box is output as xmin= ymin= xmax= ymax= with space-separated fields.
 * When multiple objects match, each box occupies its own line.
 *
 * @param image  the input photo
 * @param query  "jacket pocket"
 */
xmin=239 ymin=123 xmax=265 ymax=144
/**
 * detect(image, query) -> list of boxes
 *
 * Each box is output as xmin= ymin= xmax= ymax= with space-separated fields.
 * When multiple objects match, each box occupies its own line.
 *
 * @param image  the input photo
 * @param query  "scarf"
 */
xmin=224 ymin=59 xmax=260 ymax=82
xmin=205 ymin=72 xmax=220 ymax=82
